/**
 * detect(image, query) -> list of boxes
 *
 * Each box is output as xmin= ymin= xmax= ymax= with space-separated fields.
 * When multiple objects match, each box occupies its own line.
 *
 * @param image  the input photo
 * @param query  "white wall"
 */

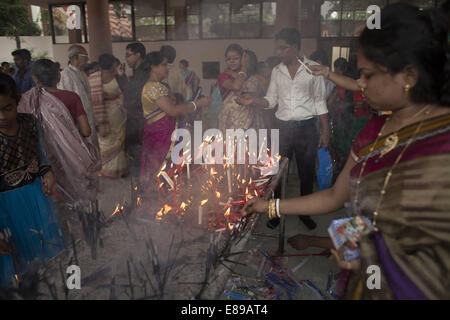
xmin=0 ymin=36 xmax=54 ymax=64
xmin=54 ymin=38 xmax=317 ymax=94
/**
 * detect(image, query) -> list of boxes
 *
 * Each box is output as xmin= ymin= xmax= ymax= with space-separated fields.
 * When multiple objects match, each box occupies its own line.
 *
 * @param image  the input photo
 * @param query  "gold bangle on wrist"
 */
xmin=268 ymin=199 xmax=276 ymax=219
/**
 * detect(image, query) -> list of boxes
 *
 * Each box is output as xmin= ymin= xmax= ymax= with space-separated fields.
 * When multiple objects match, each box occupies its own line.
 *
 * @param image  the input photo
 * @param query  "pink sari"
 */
xmin=18 ymin=87 xmax=101 ymax=202
xmin=139 ymin=81 xmax=179 ymax=188
xmin=140 ymin=116 xmax=176 ymax=185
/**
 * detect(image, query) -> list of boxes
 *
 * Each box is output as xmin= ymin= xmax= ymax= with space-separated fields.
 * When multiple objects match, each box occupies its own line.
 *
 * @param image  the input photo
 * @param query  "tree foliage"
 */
xmin=0 ymin=0 xmax=41 ymax=38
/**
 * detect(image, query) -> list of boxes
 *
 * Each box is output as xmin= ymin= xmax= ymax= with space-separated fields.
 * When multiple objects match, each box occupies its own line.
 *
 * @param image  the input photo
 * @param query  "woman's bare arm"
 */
xmin=308 ymin=65 xmax=360 ymax=92
xmin=156 ymin=96 xmax=211 ymax=117
xmin=244 ymin=152 xmax=356 ymax=216
xmin=76 ymin=115 xmax=91 ymax=137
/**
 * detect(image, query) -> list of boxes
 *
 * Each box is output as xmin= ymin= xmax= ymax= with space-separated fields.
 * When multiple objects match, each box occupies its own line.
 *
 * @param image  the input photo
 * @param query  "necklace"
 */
xmin=380 ymin=104 xmax=434 ymax=158
xmin=353 ymin=105 xmax=434 ymax=232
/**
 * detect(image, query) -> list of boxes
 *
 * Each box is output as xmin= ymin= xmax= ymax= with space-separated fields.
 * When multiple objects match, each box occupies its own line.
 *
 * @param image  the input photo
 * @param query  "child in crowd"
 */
xmin=0 ymin=74 xmax=65 ymax=288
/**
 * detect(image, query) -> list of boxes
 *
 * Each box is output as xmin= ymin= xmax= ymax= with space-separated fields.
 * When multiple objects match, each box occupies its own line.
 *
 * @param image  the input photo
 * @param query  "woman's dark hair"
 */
xmin=160 ymin=45 xmax=176 ymax=64
xmin=359 ymin=3 xmax=449 ymax=106
xmin=145 ymin=51 xmax=164 ymax=73
xmin=0 ymin=73 xmax=20 ymax=103
xmin=244 ymin=50 xmax=258 ymax=76
xmin=32 ymin=59 xmax=60 ymax=87
xmin=179 ymin=59 xmax=189 ymax=68
xmin=98 ymin=53 xmax=117 ymax=70
xmin=333 ymin=57 xmax=348 ymax=73
xmin=275 ymin=28 xmax=301 ymax=51
xmin=84 ymin=61 xmax=99 ymax=74
xmin=225 ymin=44 xmax=243 ymax=57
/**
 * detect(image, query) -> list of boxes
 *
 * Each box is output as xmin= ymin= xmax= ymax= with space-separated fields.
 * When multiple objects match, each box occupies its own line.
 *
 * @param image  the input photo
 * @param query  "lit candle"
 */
xmin=198 ymin=205 xmax=203 ymax=225
xmin=227 ymin=166 xmax=232 ymax=194
xmin=187 ymin=163 xmax=190 ymax=180
xmin=159 ymin=171 xmax=174 ymax=190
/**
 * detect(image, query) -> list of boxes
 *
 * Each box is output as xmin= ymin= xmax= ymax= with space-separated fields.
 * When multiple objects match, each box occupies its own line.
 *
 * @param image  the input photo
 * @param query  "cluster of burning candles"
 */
xmin=153 ymin=154 xmax=279 ymax=234
xmin=112 ymin=147 xmax=280 ymax=234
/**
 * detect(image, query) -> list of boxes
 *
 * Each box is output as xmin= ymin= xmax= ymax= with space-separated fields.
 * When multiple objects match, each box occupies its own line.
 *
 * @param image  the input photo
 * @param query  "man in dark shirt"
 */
xmin=123 ymin=42 xmax=148 ymax=178
xmin=12 ymin=49 xmax=35 ymax=93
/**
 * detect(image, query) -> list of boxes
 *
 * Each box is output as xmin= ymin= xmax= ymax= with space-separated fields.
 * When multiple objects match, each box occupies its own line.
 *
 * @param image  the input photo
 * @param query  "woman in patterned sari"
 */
xmin=0 ymin=74 xmax=65 ymax=287
xmin=244 ymin=3 xmax=449 ymax=299
xmin=89 ymin=54 xmax=128 ymax=179
xmin=140 ymin=52 xmax=210 ymax=190
xmin=217 ymin=45 xmax=265 ymax=132
xmin=179 ymin=59 xmax=200 ymax=99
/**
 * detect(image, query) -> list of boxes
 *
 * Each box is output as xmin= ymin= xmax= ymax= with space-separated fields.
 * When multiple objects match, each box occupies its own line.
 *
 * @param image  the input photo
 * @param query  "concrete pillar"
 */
xmin=86 ymin=0 xmax=112 ymax=61
xmin=275 ymin=0 xmax=299 ymax=33
xmin=174 ymin=7 xmax=187 ymax=40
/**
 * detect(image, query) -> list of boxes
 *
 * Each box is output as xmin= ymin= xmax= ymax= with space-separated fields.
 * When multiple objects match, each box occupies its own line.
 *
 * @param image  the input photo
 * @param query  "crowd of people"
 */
xmin=0 ymin=1 xmax=448 ymax=299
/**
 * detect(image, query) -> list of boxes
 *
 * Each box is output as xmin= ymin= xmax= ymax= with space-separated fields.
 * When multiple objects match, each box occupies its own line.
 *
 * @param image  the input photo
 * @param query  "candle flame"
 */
xmin=216 ymin=191 xmax=221 ymax=198
xmin=136 ymin=197 xmax=142 ymax=206
xmin=225 ymin=207 xmax=231 ymax=216
xmin=14 ymin=274 xmax=18 ymax=281
xmin=180 ymin=202 xmax=187 ymax=209
xmin=134 ymin=185 xmax=138 ymax=191
xmin=111 ymin=203 xmax=120 ymax=216
xmin=156 ymin=204 xmax=173 ymax=220
xmin=200 ymin=199 xmax=208 ymax=206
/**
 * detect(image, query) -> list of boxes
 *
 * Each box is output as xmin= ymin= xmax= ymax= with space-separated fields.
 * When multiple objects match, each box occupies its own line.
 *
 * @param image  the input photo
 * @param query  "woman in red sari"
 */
xmin=244 ymin=3 xmax=450 ymax=299
xmin=140 ymin=52 xmax=210 ymax=190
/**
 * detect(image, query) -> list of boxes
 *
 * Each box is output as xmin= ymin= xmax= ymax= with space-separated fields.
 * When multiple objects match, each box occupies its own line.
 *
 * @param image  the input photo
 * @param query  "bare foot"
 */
xmin=288 ymin=234 xmax=312 ymax=250
xmin=288 ymin=234 xmax=335 ymax=251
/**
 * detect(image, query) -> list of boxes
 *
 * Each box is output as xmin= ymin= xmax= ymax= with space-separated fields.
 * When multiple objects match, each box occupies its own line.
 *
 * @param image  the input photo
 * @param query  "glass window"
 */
xmin=262 ymin=1 xmax=276 ymax=38
xmin=388 ymin=0 xmax=435 ymax=9
xmin=186 ymin=0 xmax=201 ymax=39
xmin=202 ymin=2 xmax=231 ymax=39
xmin=166 ymin=0 xmax=200 ymax=40
xmin=341 ymin=0 xmax=386 ymax=37
xmin=231 ymin=2 xmax=260 ymax=38
xmin=51 ymin=4 xmax=87 ymax=44
xmin=134 ymin=0 xmax=166 ymax=41
xmin=320 ymin=1 xmax=342 ymax=37
xmin=108 ymin=1 xmax=133 ymax=42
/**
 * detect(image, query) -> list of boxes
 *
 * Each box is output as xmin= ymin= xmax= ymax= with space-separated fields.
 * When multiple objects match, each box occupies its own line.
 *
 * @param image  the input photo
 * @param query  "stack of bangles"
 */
xmin=191 ymin=101 xmax=197 ymax=111
xmin=268 ymin=199 xmax=281 ymax=219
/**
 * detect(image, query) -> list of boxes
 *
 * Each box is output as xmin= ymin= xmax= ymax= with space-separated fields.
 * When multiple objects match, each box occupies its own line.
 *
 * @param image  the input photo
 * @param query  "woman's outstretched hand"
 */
xmin=42 ymin=171 xmax=56 ymax=196
xmin=236 ymin=93 xmax=254 ymax=106
xmin=242 ymin=197 xmax=269 ymax=216
xmin=195 ymin=96 xmax=212 ymax=108
xmin=0 ymin=237 xmax=10 ymax=255
xmin=308 ymin=65 xmax=331 ymax=79
xmin=331 ymin=249 xmax=361 ymax=273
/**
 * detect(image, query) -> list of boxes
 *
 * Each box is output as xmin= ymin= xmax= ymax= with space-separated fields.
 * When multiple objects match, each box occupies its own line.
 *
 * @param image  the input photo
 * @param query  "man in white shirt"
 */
xmin=58 ymin=45 xmax=99 ymax=151
xmin=238 ymin=28 xmax=330 ymax=230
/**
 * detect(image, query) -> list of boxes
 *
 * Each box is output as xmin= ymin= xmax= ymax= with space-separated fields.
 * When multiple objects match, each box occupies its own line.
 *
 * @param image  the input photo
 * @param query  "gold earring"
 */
xmin=404 ymin=84 xmax=411 ymax=93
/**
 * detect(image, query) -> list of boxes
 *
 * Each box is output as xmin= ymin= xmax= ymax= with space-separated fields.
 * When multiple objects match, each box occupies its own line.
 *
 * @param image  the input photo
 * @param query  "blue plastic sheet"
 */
xmin=317 ymin=147 xmax=333 ymax=190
